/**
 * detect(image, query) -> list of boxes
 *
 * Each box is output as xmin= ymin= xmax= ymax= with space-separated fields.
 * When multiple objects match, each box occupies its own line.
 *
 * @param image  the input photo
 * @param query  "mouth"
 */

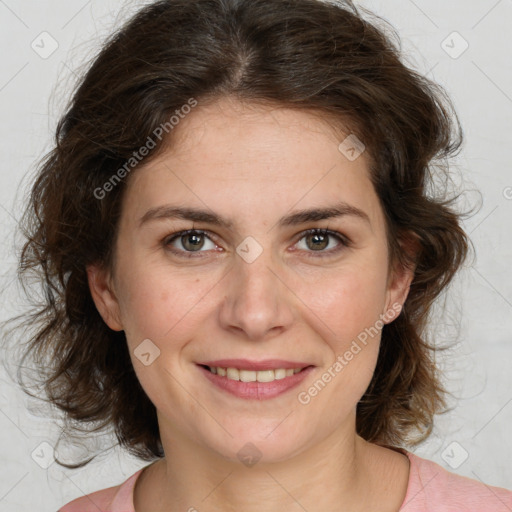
xmin=196 ymin=359 xmax=315 ymax=400
xmin=198 ymin=364 xmax=312 ymax=383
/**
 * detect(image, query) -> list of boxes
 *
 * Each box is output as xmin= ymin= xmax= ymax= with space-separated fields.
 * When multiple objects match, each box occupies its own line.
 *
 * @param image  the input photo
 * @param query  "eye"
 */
xmin=294 ymin=228 xmax=350 ymax=256
xmin=163 ymin=228 xmax=350 ymax=259
xmin=164 ymin=229 xmax=218 ymax=257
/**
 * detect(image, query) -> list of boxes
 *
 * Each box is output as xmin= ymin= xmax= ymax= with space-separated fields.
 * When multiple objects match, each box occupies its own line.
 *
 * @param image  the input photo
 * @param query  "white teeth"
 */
xmin=207 ymin=366 xmax=306 ymax=382
xmin=226 ymin=367 xmax=240 ymax=380
xmin=240 ymin=370 xmax=256 ymax=382
xmin=274 ymin=368 xmax=287 ymax=380
xmin=255 ymin=370 xmax=274 ymax=383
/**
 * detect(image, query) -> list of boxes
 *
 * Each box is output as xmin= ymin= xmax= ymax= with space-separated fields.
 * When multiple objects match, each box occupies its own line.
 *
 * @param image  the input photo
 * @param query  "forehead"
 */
xmin=122 ymin=97 xmax=383 ymax=230
xmin=165 ymin=97 xmax=358 ymax=169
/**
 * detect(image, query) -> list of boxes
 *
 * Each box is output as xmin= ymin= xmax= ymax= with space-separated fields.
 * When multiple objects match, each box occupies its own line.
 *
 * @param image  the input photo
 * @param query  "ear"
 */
xmin=86 ymin=263 xmax=123 ymax=331
xmin=383 ymin=235 xmax=419 ymax=324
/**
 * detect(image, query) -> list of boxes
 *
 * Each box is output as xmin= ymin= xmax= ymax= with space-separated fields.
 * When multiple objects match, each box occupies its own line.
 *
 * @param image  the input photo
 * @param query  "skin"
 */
xmin=87 ymin=96 xmax=414 ymax=512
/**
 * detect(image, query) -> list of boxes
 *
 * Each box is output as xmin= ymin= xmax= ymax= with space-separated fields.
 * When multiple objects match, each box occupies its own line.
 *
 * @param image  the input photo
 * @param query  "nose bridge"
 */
xmin=237 ymin=241 xmax=276 ymax=297
xmin=219 ymin=237 xmax=293 ymax=340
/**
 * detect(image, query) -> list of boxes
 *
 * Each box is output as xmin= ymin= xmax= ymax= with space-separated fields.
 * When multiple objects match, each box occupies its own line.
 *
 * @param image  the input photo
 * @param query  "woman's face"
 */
xmin=88 ymin=97 xmax=412 ymax=464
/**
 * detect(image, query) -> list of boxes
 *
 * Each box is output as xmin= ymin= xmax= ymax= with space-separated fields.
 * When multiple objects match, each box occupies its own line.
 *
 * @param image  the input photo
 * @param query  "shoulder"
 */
xmin=401 ymin=451 xmax=512 ymax=511
xmin=58 ymin=468 xmax=144 ymax=512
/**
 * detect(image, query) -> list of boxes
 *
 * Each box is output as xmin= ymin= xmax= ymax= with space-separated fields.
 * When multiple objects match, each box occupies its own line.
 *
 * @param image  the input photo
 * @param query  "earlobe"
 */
xmin=86 ymin=263 xmax=123 ymax=331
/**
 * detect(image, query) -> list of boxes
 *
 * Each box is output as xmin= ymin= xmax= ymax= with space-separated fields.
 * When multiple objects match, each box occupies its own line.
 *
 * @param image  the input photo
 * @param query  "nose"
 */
xmin=218 ymin=245 xmax=295 ymax=341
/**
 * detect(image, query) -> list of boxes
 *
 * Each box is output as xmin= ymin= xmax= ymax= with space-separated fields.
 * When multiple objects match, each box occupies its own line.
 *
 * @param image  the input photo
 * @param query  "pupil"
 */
xmin=184 ymin=233 xmax=204 ymax=251
xmin=308 ymin=233 xmax=328 ymax=250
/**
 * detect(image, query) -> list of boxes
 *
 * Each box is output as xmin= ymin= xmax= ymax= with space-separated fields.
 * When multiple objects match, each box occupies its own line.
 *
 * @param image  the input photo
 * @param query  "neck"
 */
xmin=134 ymin=415 xmax=404 ymax=512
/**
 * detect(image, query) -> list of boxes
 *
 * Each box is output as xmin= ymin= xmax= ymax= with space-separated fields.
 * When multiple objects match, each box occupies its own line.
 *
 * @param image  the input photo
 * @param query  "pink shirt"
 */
xmin=59 ymin=451 xmax=512 ymax=511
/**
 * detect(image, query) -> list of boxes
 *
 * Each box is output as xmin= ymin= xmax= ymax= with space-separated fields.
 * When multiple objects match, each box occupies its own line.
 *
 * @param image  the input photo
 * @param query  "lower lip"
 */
xmin=197 ymin=365 xmax=315 ymax=400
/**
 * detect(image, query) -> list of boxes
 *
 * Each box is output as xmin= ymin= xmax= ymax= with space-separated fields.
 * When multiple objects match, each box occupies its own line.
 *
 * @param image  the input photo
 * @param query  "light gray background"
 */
xmin=0 ymin=0 xmax=511 ymax=510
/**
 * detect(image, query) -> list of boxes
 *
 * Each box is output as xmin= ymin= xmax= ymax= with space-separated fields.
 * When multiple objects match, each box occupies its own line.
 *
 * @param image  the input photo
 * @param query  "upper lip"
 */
xmin=198 ymin=359 xmax=314 ymax=371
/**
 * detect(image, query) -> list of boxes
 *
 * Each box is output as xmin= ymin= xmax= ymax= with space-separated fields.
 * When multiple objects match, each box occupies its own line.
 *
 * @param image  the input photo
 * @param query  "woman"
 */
xmin=10 ymin=0 xmax=511 ymax=510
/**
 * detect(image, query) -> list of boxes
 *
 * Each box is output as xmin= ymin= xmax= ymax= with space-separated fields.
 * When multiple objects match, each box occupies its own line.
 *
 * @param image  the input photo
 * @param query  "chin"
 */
xmin=202 ymin=422 xmax=313 ymax=466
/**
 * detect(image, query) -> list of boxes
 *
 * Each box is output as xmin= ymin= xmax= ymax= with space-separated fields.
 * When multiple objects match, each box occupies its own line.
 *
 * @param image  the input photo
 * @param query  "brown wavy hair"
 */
xmin=5 ymin=0 xmax=471 ymax=468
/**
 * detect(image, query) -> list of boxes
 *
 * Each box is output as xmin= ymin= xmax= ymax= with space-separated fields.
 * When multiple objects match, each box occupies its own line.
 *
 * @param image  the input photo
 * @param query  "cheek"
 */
xmin=115 ymin=258 xmax=223 ymax=356
xmin=115 ymin=266 xmax=190 ymax=344
xmin=298 ymin=272 xmax=387 ymax=407
xmin=295 ymin=254 xmax=389 ymax=400
xmin=114 ymin=270 xmax=204 ymax=396
xmin=303 ymin=256 xmax=390 ymax=343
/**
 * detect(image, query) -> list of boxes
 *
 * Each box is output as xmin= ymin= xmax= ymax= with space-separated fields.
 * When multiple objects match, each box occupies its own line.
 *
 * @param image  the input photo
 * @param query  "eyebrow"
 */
xmin=138 ymin=201 xmax=370 ymax=229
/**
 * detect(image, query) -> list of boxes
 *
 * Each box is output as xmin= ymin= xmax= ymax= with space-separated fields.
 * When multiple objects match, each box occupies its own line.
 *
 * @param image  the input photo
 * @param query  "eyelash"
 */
xmin=163 ymin=228 xmax=351 ymax=259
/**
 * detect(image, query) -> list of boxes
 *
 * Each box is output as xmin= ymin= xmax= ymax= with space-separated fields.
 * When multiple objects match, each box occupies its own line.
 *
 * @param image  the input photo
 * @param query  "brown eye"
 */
xmin=305 ymin=232 xmax=330 ymax=251
xmin=165 ymin=229 xmax=217 ymax=255
xmin=181 ymin=232 xmax=206 ymax=251
xmin=295 ymin=228 xmax=349 ymax=256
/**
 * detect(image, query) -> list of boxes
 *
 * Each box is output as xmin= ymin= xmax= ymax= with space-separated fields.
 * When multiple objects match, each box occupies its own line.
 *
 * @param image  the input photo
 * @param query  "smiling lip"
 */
xmin=197 ymin=359 xmax=312 ymax=371
xmin=196 ymin=360 xmax=315 ymax=400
